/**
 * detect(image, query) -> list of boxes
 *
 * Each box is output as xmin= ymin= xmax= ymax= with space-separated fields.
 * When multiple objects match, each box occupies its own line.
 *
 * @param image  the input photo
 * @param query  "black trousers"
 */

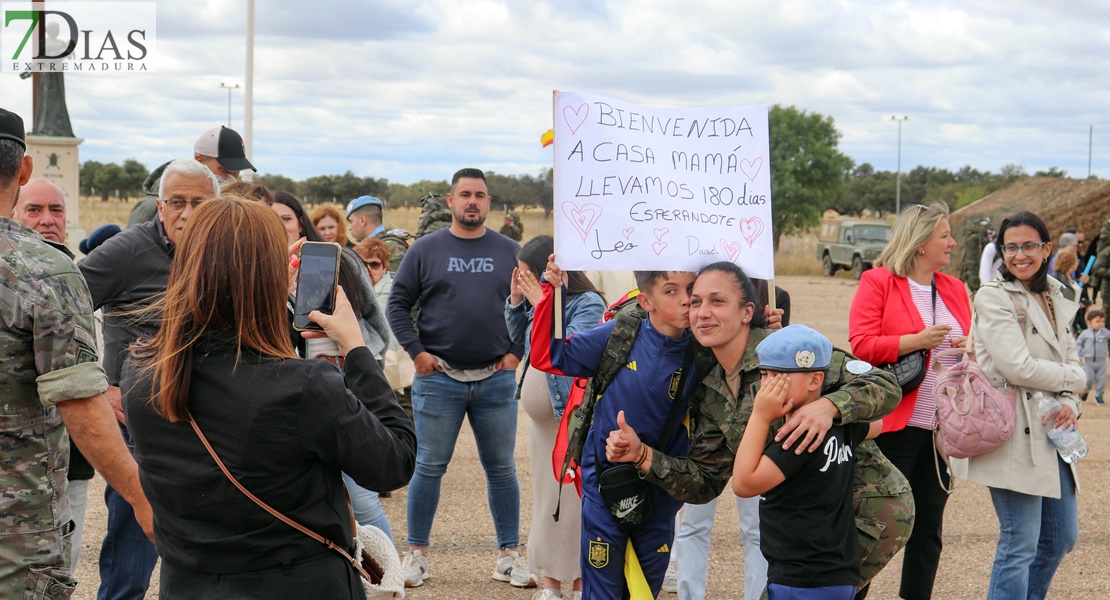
xmin=875 ymin=426 xmax=950 ymax=600
xmin=159 ymin=550 xmax=363 ymax=600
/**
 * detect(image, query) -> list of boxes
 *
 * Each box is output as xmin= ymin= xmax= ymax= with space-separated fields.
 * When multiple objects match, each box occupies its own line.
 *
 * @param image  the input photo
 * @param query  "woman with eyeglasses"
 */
xmin=964 ymin=211 xmax=1082 ymax=599
xmin=354 ymin=237 xmax=399 ymax=351
xmin=848 ymin=202 xmax=971 ymax=599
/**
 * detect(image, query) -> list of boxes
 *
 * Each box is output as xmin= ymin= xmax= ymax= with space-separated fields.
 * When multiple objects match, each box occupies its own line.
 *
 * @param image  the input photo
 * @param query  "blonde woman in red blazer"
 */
xmin=848 ymin=203 xmax=971 ymax=600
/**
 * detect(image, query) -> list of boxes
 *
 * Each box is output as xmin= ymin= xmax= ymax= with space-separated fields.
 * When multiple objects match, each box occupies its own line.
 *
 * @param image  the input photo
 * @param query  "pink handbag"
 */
xmin=931 ymin=306 xmax=1017 ymax=461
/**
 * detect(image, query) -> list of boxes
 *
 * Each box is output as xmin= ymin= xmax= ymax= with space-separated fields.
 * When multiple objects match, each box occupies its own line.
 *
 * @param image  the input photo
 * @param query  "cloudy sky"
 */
xmin=2 ymin=0 xmax=1109 ymax=184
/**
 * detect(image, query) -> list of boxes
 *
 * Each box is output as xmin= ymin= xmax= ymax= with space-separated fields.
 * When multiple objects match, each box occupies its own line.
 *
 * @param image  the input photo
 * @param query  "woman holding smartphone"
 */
xmin=271 ymin=190 xmax=396 ymax=539
xmin=121 ymin=197 xmax=415 ymax=598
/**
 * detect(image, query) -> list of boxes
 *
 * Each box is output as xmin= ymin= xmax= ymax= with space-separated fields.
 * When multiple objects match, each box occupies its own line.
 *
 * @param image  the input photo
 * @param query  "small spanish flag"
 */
xmin=541 ymin=129 xmax=554 ymax=148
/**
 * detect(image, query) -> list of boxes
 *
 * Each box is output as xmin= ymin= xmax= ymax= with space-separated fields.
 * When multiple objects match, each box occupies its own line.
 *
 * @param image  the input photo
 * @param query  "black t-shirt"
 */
xmin=759 ymin=421 xmax=870 ymax=588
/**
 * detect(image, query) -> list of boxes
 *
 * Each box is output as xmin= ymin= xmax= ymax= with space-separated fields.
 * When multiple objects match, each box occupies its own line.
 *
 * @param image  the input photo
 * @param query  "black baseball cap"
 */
xmin=194 ymin=126 xmax=256 ymax=172
xmin=0 ymin=108 xmax=27 ymax=150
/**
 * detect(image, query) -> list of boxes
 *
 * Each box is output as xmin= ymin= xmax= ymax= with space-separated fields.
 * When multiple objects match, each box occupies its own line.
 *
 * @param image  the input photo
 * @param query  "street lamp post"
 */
xmin=219 ymin=83 xmax=240 ymax=127
xmin=890 ymin=115 xmax=909 ymax=214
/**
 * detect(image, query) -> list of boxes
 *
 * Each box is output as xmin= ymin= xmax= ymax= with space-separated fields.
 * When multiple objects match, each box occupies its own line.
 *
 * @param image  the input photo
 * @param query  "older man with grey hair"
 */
xmin=79 ymin=158 xmax=220 ymax=600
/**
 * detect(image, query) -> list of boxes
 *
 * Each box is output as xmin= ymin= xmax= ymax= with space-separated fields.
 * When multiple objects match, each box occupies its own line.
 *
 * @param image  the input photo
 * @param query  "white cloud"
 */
xmin=2 ymin=0 xmax=1109 ymax=186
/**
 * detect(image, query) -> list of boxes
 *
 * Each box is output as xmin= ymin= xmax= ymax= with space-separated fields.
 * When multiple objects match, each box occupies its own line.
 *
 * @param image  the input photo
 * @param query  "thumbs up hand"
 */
xmin=606 ymin=410 xmax=642 ymax=463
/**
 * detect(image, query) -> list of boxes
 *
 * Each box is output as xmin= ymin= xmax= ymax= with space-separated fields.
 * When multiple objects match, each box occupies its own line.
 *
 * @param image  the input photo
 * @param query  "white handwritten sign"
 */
xmin=553 ymin=91 xmax=774 ymax=280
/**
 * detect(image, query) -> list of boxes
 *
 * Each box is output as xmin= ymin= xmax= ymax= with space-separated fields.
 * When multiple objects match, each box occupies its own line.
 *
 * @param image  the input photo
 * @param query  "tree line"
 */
xmin=80 ymin=160 xmax=555 ymax=214
xmin=78 ymin=105 xmax=1077 ymax=248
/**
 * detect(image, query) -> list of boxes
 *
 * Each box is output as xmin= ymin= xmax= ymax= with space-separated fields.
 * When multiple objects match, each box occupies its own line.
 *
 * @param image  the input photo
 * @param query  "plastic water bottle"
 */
xmin=1035 ymin=392 xmax=1088 ymax=463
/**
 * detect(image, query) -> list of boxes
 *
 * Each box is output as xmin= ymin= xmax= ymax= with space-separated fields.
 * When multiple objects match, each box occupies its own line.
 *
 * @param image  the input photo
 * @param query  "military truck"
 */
xmin=816 ymin=219 xmax=891 ymax=279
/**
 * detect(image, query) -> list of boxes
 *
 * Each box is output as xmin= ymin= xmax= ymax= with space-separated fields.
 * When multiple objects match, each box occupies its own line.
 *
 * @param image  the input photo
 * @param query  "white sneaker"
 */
xmin=532 ymin=590 xmax=562 ymax=600
xmin=401 ymin=549 xmax=429 ymax=588
xmin=661 ymin=560 xmax=678 ymax=593
xmin=565 ymin=591 xmax=581 ymax=600
xmin=493 ymin=550 xmax=537 ymax=587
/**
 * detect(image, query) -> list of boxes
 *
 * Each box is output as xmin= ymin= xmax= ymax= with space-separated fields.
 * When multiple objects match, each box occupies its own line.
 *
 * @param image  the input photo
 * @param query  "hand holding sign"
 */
xmin=552 ymin=91 xmax=774 ymax=279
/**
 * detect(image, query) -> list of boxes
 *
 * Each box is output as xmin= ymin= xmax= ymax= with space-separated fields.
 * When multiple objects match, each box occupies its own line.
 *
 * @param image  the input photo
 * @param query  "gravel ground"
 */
xmin=70 ymin=276 xmax=1110 ymax=598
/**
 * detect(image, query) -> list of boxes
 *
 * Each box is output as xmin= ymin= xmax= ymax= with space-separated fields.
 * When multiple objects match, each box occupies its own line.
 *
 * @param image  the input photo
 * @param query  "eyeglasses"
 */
xmin=1000 ymin=242 xmax=1046 ymax=257
xmin=164 ymin=198 xmax=205 ymax=213
xmin=364 ymin=260 xmax=384 ymax=270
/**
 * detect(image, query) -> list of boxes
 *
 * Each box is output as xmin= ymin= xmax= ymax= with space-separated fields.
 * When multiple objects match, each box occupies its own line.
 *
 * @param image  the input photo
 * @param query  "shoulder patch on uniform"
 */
xmin=845 ymin=360 xmax=873 ymax=375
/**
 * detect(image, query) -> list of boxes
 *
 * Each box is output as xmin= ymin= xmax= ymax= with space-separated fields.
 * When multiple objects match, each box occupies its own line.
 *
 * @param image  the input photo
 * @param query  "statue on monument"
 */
xmin=31 ymin=22 xmax=75 ymax=138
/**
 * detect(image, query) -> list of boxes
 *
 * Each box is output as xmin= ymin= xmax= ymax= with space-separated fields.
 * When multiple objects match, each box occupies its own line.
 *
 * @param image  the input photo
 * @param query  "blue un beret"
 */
xmin=345 ymin=195 xmax=384 ymax=219
xmin=756 ymin=324 xmax=833 ymax=372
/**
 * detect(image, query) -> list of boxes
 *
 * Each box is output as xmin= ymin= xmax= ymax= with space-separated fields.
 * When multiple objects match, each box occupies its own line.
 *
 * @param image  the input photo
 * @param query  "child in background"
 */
xmin=732 ymin=325 xmax=872 ymax=600
xmin=1077 ymin=308 xmax=1108 ymax=404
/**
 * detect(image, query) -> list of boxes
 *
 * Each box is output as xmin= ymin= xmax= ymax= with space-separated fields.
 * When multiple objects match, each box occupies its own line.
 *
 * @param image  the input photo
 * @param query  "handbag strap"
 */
xmin=657 ymin=343 xmax=697 ymax=452
xmin=930 ymin=278 xmax=937 ymax=326
xmin=189 ymin=420 xmax=374 ymax=582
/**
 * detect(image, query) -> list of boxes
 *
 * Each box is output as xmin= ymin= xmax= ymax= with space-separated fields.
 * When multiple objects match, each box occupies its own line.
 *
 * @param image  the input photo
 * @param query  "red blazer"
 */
xmin=848 ymin=267 xmax=971 ymax=433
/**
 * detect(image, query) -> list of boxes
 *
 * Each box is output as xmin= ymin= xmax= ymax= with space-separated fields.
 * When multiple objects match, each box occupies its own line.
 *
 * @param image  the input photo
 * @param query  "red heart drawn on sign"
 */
xmin=622 ymin=227 xmax=634 ymax=240
xmin=721 ymin=239 xmax=741 ymax=262
xmin=562 ymin=201 xmax=603 ymax=243
xmin=652 ymin=241 xmax=668 ymax=255
xmin=563 ymin=103 xmax=589 ymax=135
xmin=740 ymin=157 xmax=763 ymax=182
xmin=739 ymin=217 xmax=764 ymax=248
xmin=653 ymin=227 xmax=669 ymax=241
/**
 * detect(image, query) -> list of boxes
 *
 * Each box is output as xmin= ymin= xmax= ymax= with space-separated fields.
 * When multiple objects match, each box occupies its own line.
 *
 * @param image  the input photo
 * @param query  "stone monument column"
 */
xmin=26 ymin=21 xmax=84 ymax=249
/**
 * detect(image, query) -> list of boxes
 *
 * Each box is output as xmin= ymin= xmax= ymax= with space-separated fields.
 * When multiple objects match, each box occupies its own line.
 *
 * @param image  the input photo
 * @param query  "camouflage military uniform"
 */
xmin=415 ymin=193 xmax=452 ymax=238
xmin=499 ymin=211 xmax=524 ymax=242
xmin=646 ymin=328 xmax=913 ymax=589
xmin=0 ymin=218 xmax=108 ymax=598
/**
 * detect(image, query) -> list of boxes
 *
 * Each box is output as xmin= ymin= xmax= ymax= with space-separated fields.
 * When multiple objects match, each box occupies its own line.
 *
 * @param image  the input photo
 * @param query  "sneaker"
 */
xmin=566 ymin=591 xmax=581 ymax=600
xmin=493 ymin=550 xmax=537 ymax=587
xmin=401 ymin=549 xmax=429 ymax=588
xmin=1098 ymin=394 xmax=1105 ymax=405
xmin=532 ymin=590 xmax=562 ymax=600
xmin=661 ymin=560 xmax=678 ymax=593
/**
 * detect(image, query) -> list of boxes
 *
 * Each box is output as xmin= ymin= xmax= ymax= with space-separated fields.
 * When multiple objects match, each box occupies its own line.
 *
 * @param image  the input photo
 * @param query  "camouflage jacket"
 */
xmin=645 ymin=327 xmax=907 ymax=504
xmin=0 ymin=218 xmax=107 ymax=535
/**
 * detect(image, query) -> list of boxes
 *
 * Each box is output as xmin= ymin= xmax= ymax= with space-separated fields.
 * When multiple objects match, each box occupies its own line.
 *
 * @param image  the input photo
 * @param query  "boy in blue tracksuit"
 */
xmin=531 ymin=263 xmax=695 ymax=600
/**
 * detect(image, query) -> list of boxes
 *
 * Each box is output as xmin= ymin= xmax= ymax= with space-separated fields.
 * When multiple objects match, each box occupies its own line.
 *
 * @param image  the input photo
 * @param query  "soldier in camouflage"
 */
xmin=415 ymin=192 xmax=452 ymax=238
xmin=499 ymin=211 xmax=523 ymax=242
xmin=0 ymin=108 xmax=151 ymax=598
xmin=607 ymin=263 xmax=913 ymax=596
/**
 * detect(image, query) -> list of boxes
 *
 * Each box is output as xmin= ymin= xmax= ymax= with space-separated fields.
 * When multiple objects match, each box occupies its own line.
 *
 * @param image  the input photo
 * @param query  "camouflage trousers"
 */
xmin=0 ymin=523 xmax=76 ymax=599
xmin=855 ymin=488 xmax=916 ymax=587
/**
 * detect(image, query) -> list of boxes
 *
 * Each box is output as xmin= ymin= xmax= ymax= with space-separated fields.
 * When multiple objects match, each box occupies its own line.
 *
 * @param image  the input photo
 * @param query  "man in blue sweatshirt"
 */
xmin=387 ymin=168 xmax=531 ymax=588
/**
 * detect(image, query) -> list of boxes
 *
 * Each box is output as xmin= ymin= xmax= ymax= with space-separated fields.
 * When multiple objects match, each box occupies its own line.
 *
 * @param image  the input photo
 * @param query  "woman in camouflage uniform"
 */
xmin=607 ymin=262 xmax=913 ymax=598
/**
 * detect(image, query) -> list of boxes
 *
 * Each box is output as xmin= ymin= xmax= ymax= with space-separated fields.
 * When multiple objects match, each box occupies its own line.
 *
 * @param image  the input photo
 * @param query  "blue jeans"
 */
xmin=675 ymin=495 xmax=768 ymax=600
xmin=987 ymin=457 xmax=1079 ymax=599
xmin=98 ymin=426 xmax=159 ymax=600
xmin=342 ymin=472 xmax=393 ymax=542
xmin=407 ymin=369 xmax=519 ymax=549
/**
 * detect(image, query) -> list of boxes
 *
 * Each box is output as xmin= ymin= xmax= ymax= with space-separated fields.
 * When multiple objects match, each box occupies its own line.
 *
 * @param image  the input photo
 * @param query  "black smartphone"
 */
xmin=293 ymin=242 xmax=342 ymax=331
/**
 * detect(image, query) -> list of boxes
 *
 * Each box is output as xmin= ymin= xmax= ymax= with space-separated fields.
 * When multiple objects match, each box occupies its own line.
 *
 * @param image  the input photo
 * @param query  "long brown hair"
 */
xmin=132 ymin=197 xmax=296 ymax=422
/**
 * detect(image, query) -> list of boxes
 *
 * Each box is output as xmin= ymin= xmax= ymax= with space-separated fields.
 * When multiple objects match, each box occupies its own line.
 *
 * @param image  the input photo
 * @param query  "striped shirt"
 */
xmin=907 ymin=278 xmax=964 ymax=429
